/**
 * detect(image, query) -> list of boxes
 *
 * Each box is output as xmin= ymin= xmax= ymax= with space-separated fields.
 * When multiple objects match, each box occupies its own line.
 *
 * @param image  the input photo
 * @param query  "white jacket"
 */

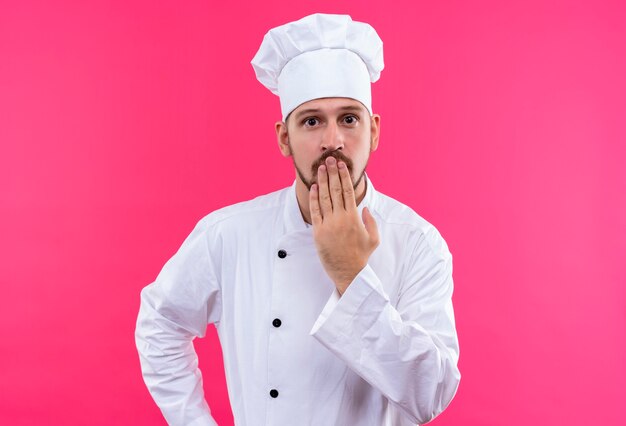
xmin=135 ymin=176 xmax=461 ymax=425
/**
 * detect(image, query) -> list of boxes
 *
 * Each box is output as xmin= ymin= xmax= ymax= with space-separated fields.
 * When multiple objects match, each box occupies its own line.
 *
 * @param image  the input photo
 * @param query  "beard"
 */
xmin=293 ymin=149 xmax=368 ymax=191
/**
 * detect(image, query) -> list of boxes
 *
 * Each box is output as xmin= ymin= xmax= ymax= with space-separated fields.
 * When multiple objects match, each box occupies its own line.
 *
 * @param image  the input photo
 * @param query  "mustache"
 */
xmin=310 ymin=150 xmax=354 ymax=176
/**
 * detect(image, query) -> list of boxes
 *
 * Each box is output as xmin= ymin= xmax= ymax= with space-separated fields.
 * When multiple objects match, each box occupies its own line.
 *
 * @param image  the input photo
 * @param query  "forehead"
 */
xmin=291 ymin=97 xmax=367 ymax=119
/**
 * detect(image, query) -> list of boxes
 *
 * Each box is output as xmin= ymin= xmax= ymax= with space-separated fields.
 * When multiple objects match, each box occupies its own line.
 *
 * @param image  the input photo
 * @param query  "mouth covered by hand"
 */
xmin=310 ymin=150 xmax=353 ymax=184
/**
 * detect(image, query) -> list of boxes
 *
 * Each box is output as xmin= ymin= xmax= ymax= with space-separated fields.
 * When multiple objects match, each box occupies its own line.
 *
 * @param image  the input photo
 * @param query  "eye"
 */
xmin=343 ymin=114 xmax=358 ymax=125
xmin=303 ymin=117 xmax=319 ymax=127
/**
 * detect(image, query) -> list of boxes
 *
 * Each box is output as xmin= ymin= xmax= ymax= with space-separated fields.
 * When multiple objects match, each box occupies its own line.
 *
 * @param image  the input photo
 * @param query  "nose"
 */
xmin=321 ymin=121 xmax=344 ymax=151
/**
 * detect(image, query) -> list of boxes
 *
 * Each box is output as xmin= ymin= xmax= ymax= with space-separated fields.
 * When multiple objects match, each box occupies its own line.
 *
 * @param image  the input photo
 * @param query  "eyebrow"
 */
xmin=293 ymin=105 xmax=365 ymax=120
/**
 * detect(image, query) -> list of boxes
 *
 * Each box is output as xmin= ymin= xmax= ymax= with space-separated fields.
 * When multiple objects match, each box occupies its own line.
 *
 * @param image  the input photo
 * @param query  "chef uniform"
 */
xmin=135 ymin=13 xmax=461 ymax=426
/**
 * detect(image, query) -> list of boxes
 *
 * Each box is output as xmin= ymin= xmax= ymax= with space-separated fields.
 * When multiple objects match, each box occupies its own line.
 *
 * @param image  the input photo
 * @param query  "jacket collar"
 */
xmin=283 ymin=173 xmax=377 ymax=235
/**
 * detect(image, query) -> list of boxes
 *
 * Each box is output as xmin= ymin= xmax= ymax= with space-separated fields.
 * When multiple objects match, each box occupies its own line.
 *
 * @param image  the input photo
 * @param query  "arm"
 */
xmin=308 ymin=158 xmax=460 ymax=423
xmin=310 ymin=230 xmax=460 ymax=424
xmin=135 ymin=218 xmax=222 ymax=426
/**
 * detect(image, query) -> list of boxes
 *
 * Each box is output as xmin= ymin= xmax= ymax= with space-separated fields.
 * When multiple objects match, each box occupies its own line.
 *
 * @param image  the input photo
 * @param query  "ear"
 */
xmin=275 ymin=121 xmax=292 ymax=157
xmin=369 ymin=114 xmax=381 ymax=152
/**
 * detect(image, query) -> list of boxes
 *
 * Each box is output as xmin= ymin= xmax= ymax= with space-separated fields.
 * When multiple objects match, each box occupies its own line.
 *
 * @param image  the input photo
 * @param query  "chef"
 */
xmin=135 ymin=13 xmax=461 ymax=426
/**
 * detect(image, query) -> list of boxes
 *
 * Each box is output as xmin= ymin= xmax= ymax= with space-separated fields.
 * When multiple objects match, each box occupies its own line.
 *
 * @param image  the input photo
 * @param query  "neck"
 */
xmin=295 ymin=174 xmax=368 ymax=225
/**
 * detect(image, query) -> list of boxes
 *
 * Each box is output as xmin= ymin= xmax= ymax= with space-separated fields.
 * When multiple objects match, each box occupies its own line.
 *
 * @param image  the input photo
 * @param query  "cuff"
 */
xmin=309 ymin=264 xmax=389 ymax=337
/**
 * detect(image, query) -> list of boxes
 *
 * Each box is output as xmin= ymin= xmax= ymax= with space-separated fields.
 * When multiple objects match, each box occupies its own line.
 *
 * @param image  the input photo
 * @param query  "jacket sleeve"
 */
xmin=309 ymin=225 xmax=461 ymax=425
xmin=135 ymin=218 xmax=222 ymax=426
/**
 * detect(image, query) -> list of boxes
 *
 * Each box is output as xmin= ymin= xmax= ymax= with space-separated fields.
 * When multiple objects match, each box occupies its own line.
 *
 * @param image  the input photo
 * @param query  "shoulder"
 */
xmin=372 ymin=189 xmax=451 ymax=258
xmin=195 ymin=186 xmax=290 ymax=233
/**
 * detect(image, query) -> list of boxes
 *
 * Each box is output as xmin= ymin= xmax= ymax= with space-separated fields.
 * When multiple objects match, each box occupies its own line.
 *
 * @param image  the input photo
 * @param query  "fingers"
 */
xmin=317 ymin=164 xmax=333 ymax=218
xmin=309 ymin=184 xmax=323 ymax=226
xmin=325 ymin=157 xmax=345 ymax=211
xmin=337 ymin=161 xmax=356 ymax=212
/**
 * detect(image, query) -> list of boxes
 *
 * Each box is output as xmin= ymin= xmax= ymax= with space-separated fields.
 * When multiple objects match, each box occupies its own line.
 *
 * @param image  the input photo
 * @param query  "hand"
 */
xmin=309 ymin=156 xmax=380 ymax=295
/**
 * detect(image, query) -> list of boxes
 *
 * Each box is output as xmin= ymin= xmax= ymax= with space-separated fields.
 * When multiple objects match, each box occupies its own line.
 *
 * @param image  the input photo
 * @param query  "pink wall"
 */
xmin=1 ymin=1 xmax=624 ymax=424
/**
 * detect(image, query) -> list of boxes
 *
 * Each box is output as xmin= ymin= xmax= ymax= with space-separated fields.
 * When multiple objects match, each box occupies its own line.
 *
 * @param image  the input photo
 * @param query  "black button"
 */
xmin=270 ymin=389 xmax=279 ymax=398
xmin=277 ymin=249 xmax=287 ymax=259
xmin=272 ymin=318 xmax=282 ymax=328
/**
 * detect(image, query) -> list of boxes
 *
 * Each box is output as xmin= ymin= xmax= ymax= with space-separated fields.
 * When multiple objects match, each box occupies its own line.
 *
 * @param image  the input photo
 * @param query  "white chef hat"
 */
xmin=251 ymin=13 xmax=384 ymax=121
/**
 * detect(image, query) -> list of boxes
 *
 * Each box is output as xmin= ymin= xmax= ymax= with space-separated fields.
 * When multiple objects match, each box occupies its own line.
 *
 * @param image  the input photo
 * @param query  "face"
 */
xmin=275 ymin=97 xmax=380 ymax=191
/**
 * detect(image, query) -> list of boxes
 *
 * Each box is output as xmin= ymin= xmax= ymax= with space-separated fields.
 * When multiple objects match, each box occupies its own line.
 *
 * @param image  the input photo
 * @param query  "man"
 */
xmin=135 ymin=13 xmax=460 ymax=426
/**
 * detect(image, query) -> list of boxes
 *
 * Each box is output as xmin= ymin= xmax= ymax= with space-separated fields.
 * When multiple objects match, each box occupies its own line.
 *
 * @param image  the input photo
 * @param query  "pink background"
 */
xmin=1 ymin=1 xmax=625 ymax=425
